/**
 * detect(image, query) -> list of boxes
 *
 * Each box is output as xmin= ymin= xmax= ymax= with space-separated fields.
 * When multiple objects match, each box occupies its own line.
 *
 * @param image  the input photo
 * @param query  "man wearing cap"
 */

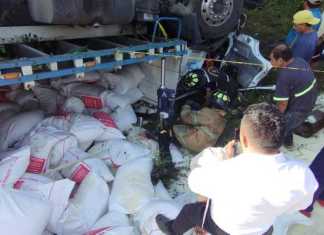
xmin=270 ymin=44 xmax=318 ymax=147
xmin=287 ymin=1 xmax=322 ymax=40
xmin=285 ymin=10 xmax=320 ymax=63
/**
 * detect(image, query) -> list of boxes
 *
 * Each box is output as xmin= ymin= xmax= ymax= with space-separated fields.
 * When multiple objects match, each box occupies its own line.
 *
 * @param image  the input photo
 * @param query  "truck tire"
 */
xmin=193 ymin=0 xmax=244 ymax=39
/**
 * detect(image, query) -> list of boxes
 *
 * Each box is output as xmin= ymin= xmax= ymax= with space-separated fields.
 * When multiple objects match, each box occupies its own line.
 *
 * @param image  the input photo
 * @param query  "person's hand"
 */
xmin=225 ymin=140 xmax=236 ymax=159
xmin=194 ymin=226 xmax=208 ymax=235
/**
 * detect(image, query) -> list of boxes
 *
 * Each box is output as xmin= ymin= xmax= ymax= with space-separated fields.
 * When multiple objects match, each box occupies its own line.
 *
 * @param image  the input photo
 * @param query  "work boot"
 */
xmin=156 ymin=214 xmax=173 ymax=235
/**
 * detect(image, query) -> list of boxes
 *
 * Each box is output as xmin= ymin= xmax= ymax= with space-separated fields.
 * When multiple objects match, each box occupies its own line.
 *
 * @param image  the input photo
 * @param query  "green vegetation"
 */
xmin=244 ymin=0 xmax=324 ymax=90
xmin=244 ymin=0 xmax=305 ymax=52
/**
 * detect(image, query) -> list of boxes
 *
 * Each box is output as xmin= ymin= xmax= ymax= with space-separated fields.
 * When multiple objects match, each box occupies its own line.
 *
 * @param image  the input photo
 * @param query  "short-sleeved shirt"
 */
xmin=286 ymin=8 xmax=322 ymax=46
xmin=288 ymin=31 xmax=318 ymax=63
xmin=188 ymin=148 xmax=318 ymax=235
xmin=310 ymin=8 xmax=322 ymax=31
xmin=274 ymin=57 xmax=317 ymax=113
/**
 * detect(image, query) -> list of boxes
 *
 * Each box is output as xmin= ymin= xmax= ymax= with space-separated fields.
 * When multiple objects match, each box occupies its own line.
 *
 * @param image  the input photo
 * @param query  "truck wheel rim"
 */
xmin=201 ymin=0 xmax=234 ymax=27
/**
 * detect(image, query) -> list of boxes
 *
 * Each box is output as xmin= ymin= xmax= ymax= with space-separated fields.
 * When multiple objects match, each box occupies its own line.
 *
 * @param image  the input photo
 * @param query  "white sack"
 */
xmin=46 ymin=171 xmax=64 ymax=181
xmin=0 ymin=110 xmax=44 ymax=150
xmin=62 ymin=97 xmax=85 ymax=114
xmin=32 ymin=86 xmax=65 ymax=114
xmin=111 ymin=105 xmax=137 ymax=131
xmin=91 ymin=211 xmax=130 ymax=229
xmin=25 ymin=126 xmax=78 ymax=173
xmin=38 ymin=113 xmax=115 ymax=144
xmin=135 ymin=199 xmax=181 ymax=235
xmin=59 ymin=83 xmax=82 ymax=97
xmin=38 ymin=115 xmax=71 ymax=131
xmin=88 ymin=140 xmax=151 ymax=167
xmin=85 ymin=226 xmax=135 ymax=235
xmin=170 ymin=144 xmax=185 ymax=166
xmin=14 ymin=173 xmax=52 ymax=189
xmin=92 ymin=111 xmax=125 ymax=141
xmin=69 ymin=114 xmax=105 ymax=145
xmin=103 ymin=88 xmax=143 ymax=110
xmin=127 ymin=127 xmax=159 ymax=156
xmin=6 ymin=89 xmax=39 ymax=111
xmin=15 ymin=173 xmax=75 ymax=234
xmin=102 ymin=65 xmax=145 ymax=95
xmin=103 ymin=91 xmax=133 ymax=110
xmin=0 ymin=146 xmax=30 ymax=188
xmin=40 ymin=114 xmax=105 ymax=146
xmin=0 ymin=102 xmax=20 ymax=113
xmin=155 ymin=181 xmax=172 ymax=201
xmin=124 ymin=87 xmax=144 ymax=104
xmin=60 ymin=148 xmax=91 ymax=183
xmin=0 ymin=188 xmax=51 ymax=235
xmin=48 ymin=132 xmax=78 ymax=168
xmin=57 ymin=173 xmax=109 ymax=235
xmin=109 ymin=157 xmax=154 ymax=214
xmin=61 ymin=83 xmax=105 ymax=109
xmin=0 ymin=110 xmax=18 ymax=123
xmin=86 ymin=211 xmax=135 ymax=235
xmin=61 ymin=148 xmax=114 ymax=183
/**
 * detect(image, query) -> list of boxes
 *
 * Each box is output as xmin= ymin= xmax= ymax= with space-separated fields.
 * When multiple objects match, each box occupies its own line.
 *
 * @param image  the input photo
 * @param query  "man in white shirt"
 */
xmin=156 ymin=103 xmax=318 ymax=235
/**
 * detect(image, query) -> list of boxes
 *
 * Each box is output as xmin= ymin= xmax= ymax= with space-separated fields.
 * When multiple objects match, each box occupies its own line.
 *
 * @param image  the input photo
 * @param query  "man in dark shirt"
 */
xmin=270 ymin=44 xmax=318 ymax=147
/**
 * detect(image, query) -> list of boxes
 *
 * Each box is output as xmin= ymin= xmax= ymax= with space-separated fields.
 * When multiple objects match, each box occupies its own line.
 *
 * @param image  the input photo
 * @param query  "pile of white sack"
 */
xmin=0 ymin=66 xmax=195 ymax=235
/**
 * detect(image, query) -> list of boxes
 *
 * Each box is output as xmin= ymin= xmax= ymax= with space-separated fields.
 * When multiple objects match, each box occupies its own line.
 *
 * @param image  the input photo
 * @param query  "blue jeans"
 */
xmin=305 ymin=147 xmax=324 ymax=212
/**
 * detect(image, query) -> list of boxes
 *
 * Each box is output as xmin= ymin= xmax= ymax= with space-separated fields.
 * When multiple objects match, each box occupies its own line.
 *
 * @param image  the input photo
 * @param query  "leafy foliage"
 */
xmin=244 ymin=0 xmax=305 ymax=53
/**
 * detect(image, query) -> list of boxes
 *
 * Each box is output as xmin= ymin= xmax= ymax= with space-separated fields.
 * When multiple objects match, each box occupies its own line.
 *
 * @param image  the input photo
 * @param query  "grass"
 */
xmin=244 ymin=0 xmax=305 ymax=55
xmin=243 ymin=0 xmax=324 ymax=91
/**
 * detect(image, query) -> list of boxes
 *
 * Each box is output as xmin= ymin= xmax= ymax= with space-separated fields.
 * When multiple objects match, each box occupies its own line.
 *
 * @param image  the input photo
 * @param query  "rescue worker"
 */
xmin=173 ymin=69 xmax=233 ymax=153
xmin=285 ymin=10 xmax=320 ymax=63
xmin=270 ymin=44 xmax=317 ymax=147
xmin=156 ymin=103 xmax=318 ymax=235
xmin=300 ymin=147 xmax=324 ymax=217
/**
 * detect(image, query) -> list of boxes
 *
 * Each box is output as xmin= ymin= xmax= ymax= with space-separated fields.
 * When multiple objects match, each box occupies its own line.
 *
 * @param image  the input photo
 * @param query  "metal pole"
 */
xmin=161 ymin=57 xmax=166 ymax=89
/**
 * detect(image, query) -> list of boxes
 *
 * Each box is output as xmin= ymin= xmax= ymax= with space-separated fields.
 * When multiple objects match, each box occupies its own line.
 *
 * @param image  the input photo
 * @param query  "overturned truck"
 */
xmin=0 ymin=0 xmax=264 ymax=44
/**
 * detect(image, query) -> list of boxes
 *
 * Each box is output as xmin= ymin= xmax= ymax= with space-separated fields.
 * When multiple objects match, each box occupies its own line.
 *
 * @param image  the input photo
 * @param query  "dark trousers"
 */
xmin=284 ymin=111 xmax=308 ymax=145
xmin=306 ymin=147 xmax=324 ymax=212
xmin=168 ymin=201 xmax=273 ymax=235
